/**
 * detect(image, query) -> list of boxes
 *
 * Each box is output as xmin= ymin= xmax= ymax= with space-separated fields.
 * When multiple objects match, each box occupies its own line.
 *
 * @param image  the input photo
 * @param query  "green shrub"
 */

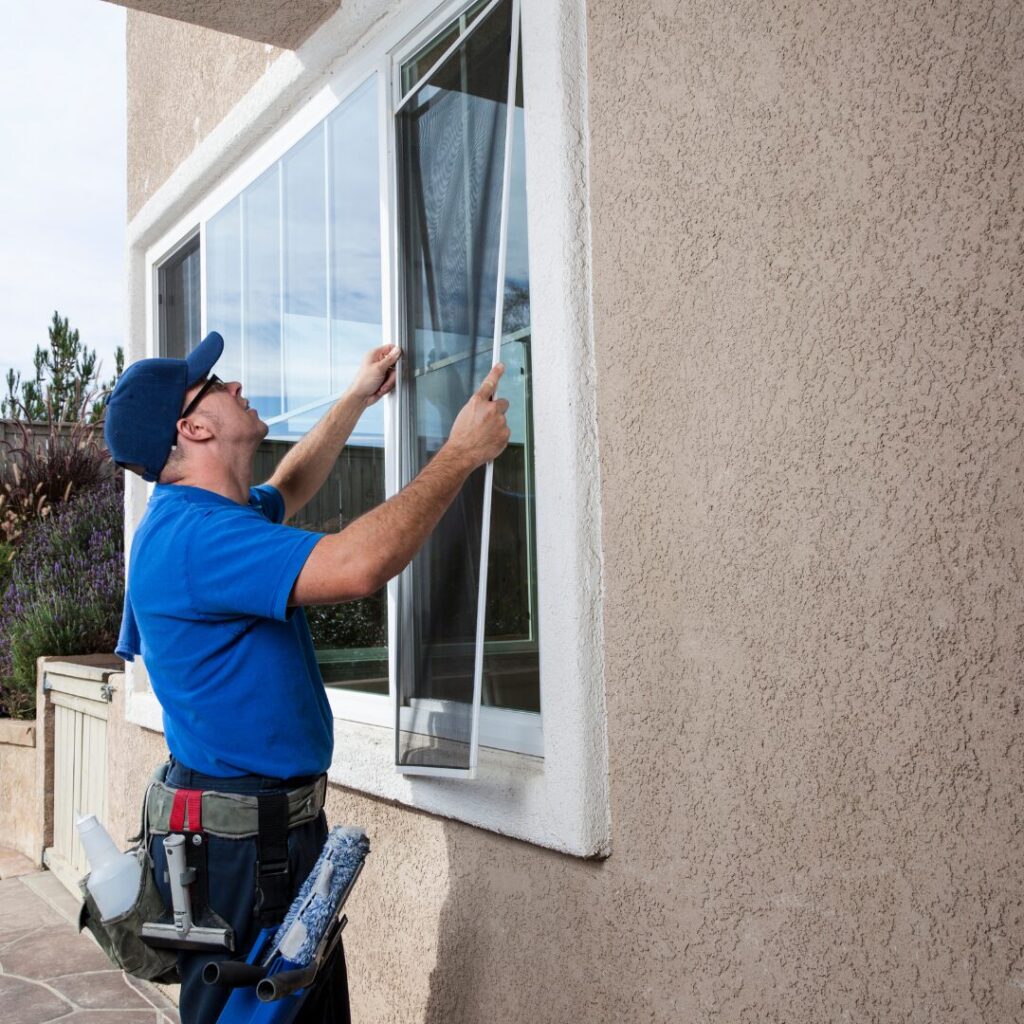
xmin=306 ymin=593 xmax=386 ymax=650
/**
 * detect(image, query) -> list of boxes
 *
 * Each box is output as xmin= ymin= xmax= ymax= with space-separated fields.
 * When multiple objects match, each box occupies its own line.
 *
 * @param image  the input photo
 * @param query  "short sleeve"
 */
xmin=186 ymin=506 xmax=324 ymax=622
xmin=249 ymin=484 xmax=286 ymax=524
xmin=115 ymin=590 xmax=141 ymax=662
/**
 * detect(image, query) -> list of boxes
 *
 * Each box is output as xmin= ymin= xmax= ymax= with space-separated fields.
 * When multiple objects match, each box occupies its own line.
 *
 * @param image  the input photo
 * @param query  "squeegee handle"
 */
xmin=256 ymin=914 xmax=348 ymax=1002
xmin=203 ymin=960 xmax=267 ymax=988
xmin=257 ymin=963 xmax=318 ymax=1002
xmin=164 ymin=834 xmax=192 ymax=935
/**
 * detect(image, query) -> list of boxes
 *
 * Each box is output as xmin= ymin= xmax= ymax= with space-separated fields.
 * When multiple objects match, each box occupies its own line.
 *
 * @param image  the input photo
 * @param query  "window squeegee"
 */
xmin=205 ymin=826 xmax=370 ymax=1024
xmin=141 ymin=834 xmax=234 ymax=952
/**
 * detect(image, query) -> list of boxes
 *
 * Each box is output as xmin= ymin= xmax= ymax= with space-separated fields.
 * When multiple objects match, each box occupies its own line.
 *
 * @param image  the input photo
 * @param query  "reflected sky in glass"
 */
xmin=243 ymin=165 xmax=282 ymax=421
xmin=330 ymin=77 xmax=383 ymax=445
xmin=206 ymin=197 xmax=243 ymax=384
xmin=206 ymin=77 xmax=383 ymax=443
xmin=283 ymin=123 xmax=328 ymax=421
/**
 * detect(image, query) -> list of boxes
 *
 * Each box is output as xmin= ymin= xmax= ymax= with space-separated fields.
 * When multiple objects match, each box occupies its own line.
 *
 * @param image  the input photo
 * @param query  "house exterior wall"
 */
xmin=112 ymin=0 xmax=336 ymax=51
xmin=127 ymin=10 xmax=282 ymax=218
xmin=118 ymin=1 xmax=1024 ymax=1021
xmin=0 ymin=721 xmax=38 ymax=864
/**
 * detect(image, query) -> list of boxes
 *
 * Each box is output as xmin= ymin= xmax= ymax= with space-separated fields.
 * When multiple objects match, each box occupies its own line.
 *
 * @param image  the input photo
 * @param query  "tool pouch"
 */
xmin=76 ymin=762 xmax=179 ymax=983
xmin=78 ymin=845 xmax=179 ymax=982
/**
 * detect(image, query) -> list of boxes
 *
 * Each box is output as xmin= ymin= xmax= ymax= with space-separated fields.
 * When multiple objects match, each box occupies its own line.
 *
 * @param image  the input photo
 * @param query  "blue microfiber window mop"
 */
xmin=207 ymin=826 xmax=370 ymax=1024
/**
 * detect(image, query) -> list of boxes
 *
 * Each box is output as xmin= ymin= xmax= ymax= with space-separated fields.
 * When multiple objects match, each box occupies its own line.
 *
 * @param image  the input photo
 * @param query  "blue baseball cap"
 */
xmin=104 ymin=332 xmax=224 ymax=481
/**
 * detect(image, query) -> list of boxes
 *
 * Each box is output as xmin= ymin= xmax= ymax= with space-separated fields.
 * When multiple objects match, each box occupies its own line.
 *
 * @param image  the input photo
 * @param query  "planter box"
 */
xmin=0 ymin=718 xmax=38 ymax=863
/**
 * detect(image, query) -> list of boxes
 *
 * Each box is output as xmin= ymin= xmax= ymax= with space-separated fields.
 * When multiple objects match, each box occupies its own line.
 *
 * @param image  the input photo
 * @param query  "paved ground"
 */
xmin=0 ymin=847 xmax=180 ymax=1024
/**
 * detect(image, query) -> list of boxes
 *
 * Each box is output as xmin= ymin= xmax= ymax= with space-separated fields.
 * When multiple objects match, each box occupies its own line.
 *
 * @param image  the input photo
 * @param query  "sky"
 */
xmin=0 ymin=0 xmax=126 ymax=390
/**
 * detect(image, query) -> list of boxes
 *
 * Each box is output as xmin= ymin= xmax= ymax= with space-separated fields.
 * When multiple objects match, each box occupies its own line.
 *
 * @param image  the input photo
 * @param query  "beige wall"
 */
xmin=111 ymin=0 xmax=337 ymax=51
xmin=0 ymin=722 xmax=38 ymax=863
xmin=122 ymin=0 xmax=1024 ymax=1020
xmin=127 ymin=10 xmax=283 ymax=218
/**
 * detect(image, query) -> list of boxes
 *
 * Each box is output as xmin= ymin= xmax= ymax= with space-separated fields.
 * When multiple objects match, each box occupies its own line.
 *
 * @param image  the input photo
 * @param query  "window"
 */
xmin=133 ymin=0 xmax=608 ymax=853
xmin=157 ymin=235 xmax=200 ymax=358
xmin=395 ymin=0 xmax=535 ymax=774
xmin=201 ymin=0 xmax=536 ymax=748
xmin=206 ymin=78 xmax=389 ymax=698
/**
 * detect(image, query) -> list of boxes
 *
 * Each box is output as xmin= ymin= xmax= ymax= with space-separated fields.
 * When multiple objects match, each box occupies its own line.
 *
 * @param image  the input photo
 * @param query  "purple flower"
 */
xmin=0 ymin=478 xmax=124 ymax=718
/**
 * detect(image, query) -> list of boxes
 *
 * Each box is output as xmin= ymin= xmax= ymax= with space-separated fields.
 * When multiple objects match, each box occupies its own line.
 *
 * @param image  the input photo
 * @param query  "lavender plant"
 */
xmin=0 ymin=478 xmax=123 ymax=719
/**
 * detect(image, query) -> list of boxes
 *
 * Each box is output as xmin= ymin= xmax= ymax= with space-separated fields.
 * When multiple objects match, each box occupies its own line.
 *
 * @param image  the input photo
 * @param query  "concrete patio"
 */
xmin=0 ymin=846 xmax=179 ymax=1024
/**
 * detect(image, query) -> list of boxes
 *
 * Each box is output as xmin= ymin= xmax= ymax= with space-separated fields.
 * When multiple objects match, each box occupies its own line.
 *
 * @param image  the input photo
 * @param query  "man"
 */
xmin=104 ymin=331 xmax=509 ymax=1023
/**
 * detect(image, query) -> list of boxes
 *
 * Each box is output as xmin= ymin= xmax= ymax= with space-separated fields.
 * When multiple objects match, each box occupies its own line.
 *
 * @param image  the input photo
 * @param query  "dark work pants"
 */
xmin=150 ymin=758 xmax=351 ymax=1024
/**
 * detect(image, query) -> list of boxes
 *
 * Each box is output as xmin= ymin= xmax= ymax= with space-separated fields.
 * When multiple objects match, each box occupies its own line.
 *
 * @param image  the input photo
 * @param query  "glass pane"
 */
xmin=396 ymin=0 xmax=514 ymax=770
xmin=252 ymin=431 xmax=387 ymax=696
xmin=282 ymin=123 xmax=329 ymax=431
xmin=208 ymin=78 xmax=387 ymax=695
xmin=329 ymin=78 xmax=384 ymax=447
xmin=243 ymin=165 xmax=283 ymax=426
xmin=400 ymin=0 xmax=492 ymax=96
xmin=158 ymin=237 xmax=201 ymax=359
xmin=207 ymin=199 xmax=243 ymax=383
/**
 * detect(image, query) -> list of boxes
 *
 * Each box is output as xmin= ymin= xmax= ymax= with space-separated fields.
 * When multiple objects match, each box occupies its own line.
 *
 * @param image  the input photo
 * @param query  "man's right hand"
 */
xmin=291 ymin=363 xmax=513 ymax=607
xmin=445 ymin=363 xmax=511 ymax=469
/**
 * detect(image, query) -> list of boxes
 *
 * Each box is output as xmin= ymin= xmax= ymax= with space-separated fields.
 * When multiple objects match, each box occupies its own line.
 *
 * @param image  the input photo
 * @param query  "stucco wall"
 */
xmin=0 ymin=722 xmax=38 ymax=864
xmin=585 ymin=0 xmax=1023 ymax=1019
xmin=121 ymin=0 xmax=1024 ymax=1021
xmin=105 ymin=674 xmax=168 ymax=850
xmin=112 ymin=0 xmax=337 ymax=51
xmin=127 ymin=10 xmax=282 ymax=218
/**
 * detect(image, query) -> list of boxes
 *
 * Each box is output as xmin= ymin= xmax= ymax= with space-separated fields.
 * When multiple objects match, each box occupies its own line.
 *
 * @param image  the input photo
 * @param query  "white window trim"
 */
xmin=123 ymin=0 xmax=608 ymax=857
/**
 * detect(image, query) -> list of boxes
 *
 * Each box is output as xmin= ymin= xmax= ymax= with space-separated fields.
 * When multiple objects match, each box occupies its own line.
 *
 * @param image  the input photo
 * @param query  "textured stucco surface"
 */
xmin=105 ymin=674 xmax=169 ymax=849
xmin=0 ymin=726 xmax=38 ymax=864
xmin=585 ymin=0 xmax=1024 ymax=1019
xmin=127 ymin=10 xmax=283 ymax=218
xmin=119 ymin=0 xmax=1024 ymax=1021
xmin=110 ymin=0 xmax=336 ymax=51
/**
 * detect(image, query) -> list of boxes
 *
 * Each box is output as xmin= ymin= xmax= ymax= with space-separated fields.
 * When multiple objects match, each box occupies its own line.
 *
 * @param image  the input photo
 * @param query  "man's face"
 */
xmin=180 ymin=376 xmax=268 ymax=446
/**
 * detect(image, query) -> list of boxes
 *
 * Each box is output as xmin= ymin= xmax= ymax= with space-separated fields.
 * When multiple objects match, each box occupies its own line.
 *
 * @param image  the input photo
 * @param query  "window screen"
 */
xmin=396 ymin=0 xmax=535 ymax=774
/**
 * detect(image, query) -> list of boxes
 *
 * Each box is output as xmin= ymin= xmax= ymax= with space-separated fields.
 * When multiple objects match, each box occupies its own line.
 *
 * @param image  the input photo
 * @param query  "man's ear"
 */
xmin=176 ymin=416 xmax=215 ymax=442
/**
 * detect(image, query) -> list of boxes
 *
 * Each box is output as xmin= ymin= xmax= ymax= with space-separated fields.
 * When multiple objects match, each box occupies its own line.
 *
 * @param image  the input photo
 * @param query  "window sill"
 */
xmin=325 ymin=688 xmax=544 ymax=757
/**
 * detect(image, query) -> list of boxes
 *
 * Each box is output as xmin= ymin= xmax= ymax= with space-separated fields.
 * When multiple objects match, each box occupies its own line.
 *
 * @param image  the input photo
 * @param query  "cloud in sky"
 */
xmin=0 ymin=0 xmax=126 ymax=387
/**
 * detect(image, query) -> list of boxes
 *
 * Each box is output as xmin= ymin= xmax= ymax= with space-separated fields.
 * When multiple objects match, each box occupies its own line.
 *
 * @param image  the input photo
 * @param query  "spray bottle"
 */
xmin=75 ymin=813 xmax=141 ymax=920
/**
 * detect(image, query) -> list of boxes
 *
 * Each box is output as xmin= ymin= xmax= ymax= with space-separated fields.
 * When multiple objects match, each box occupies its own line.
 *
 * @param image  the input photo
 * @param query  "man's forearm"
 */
xmin=342 ymin=445 xmax=473 ymax=589
xmin=290 ymin=443 xmax=475 ymax=606
xmin=289 ymin=361 xmax=507 ymax=607
xmin=267 ymin=389 xmax=368 ymax=520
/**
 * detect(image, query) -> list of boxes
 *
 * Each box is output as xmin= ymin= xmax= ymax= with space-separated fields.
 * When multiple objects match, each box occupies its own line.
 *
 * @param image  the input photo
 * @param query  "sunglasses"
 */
xmin=180 ymin=374 xmax=226 ymax=420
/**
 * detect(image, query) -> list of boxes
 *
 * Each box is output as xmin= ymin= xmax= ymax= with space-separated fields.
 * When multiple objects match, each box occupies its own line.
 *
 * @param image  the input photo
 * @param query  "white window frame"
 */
xmin=123 ymin=0 xmax=608 ymax=857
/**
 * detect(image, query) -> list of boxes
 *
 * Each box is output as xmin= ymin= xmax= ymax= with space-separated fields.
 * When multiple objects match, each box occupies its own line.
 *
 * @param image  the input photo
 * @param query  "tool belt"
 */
xmin=145 ymin=774 xmax=327 ymax=839
xmin=146 ymin=767 xmax=328 ymax=930
xmin=79 ymin=765 xmax=330 ymax=978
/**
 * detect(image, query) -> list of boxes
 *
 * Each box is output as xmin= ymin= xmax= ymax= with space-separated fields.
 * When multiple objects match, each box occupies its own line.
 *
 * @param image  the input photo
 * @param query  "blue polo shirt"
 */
xmin=116 ymin=482 xmax=332 ymax=779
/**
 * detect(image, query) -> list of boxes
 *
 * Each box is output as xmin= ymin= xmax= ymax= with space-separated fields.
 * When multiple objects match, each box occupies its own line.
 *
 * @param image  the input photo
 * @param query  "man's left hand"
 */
xmin=350 ymin=344 xmax=401 ymax=406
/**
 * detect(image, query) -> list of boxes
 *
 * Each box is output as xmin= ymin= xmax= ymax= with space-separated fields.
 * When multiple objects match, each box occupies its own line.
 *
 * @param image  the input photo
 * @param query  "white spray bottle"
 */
xmin=75 ymin=813 xmax=141 ymax=920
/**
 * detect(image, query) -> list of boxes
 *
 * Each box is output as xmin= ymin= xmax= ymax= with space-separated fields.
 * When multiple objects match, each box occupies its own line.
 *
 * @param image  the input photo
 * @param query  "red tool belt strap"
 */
xmin=168 ymin=788 xmax=204 ymax=832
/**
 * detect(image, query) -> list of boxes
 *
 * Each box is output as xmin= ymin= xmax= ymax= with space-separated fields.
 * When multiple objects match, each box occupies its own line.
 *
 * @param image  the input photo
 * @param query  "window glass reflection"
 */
xmin=207 ymin=199 xmax=243 ymax=383
xmin=329 ymin=78 xmax=384 ymax=447
xmin=206 ymin=78 xmax=386 ymax=694
xmin=283 ymin=124 xmax=329 ymax=433
xmin=158 ymin=236 xmax=200 ymax=359
xmin=243 ymin=166 xmax=282 ymax=424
